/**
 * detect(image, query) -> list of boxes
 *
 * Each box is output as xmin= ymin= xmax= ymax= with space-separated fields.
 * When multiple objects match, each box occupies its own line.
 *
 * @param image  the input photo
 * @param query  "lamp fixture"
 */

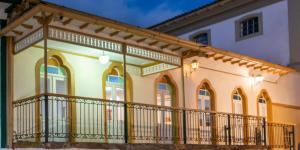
xmin=191 ymin=60 xmax=199 ymax=71
xmin=99 ymin=51 xmax=110 ymax=64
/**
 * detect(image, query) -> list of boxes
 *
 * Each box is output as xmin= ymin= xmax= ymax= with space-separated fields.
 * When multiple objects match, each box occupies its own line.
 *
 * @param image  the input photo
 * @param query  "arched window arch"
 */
xmin=155 ymin=73 xmax=178 ymax=107
xmin=232 ymin=88 xmax=248 ymax=115
xmin=35 ymin=51 xmax=74 ymax=95
xmin=257 ymin=90 xmax=272 ymax=121
xmin=196 ymin=79 xmax=216 ymax=112
xmin=102 ymin=62 xmax=133 ymax=102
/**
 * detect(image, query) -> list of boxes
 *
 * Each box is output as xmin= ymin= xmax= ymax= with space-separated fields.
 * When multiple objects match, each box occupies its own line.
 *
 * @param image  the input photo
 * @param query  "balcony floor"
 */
xmin=14 ymin=142 xmax=269 ymax=150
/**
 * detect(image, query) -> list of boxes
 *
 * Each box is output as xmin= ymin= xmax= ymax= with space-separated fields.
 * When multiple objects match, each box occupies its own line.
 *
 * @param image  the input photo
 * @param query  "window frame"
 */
xmin=235 ymin=12 xmax=263 ymax=41
xmin=189 ymin=29 xmax=211 ymax=45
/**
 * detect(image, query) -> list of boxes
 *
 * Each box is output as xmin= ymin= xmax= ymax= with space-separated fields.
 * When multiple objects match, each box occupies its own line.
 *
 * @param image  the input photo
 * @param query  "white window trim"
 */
xmin=189 ymin=29 xmax=212 ymax=45
xmin=235 ymin=12 xmax=263 ymax=41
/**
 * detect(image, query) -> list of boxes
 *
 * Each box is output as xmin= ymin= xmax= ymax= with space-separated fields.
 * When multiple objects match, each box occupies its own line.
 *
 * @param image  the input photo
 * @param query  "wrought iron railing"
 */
xmin=13 ymin=94 xmax=295 ymax=149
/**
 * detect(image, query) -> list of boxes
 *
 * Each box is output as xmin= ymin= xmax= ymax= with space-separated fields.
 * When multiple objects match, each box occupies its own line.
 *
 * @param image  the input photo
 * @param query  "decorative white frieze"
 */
xmin=127 ymin=46 xmax=181 ymax=66
xmin=14 ymin=28 xmax=43 ymax=53
xmin=48 ymin=27 xmax=122 ymax=52
xmin=142 ymin=63 xmax=177 ymax=76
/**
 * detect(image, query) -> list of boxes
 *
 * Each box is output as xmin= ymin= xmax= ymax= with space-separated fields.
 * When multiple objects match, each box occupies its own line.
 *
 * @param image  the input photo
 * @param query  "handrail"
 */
xmin=13 ymin=93 xmax=268 ymax=119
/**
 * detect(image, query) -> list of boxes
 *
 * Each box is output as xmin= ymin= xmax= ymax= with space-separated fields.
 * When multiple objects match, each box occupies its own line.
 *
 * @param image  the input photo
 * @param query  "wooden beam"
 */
xmin=136 ymin=38 xmax=147 ymax=43
xmin=79 ymin=23 xmax=89 ymax=30
xmin=214 ymin=55 xmax=224 ymax=61
xmin=95 ymin=27 xmax=106 ymax=33
xmin=110 ymin=31 xmax=120 ymax=37
xmin=231 ymin=60 xmax=241 ymax=64
xmin=171 ymin=47 xmax=181 ymax=51
xmin=254 ymin=66 xmax=262 ymax=70
xmin=161 ymin=44 xmax=170 ymax=49
xmin=21 ymin=23 xmax=33 ymax=29
xmin=62 ymin=18 xmax=72 ymax=25
xmin=123 ymin=34 xmax=134 ymax=40
xmin=12 ymin=30 xmax=23 ymax=35
xmin=149 ymin=41 xmax=158 ymax=46
xmin=239 ymin=62 xmax=248 ymax=66
xmin=247 ymin=64 xmax=256 ymax=68
xmin=223 ymin=57 xmax=233 ymax=63
xmin=207 ymin=53 xmax=216 ymax=58
xmin=261 ymin=67 xmax=270 ymax=71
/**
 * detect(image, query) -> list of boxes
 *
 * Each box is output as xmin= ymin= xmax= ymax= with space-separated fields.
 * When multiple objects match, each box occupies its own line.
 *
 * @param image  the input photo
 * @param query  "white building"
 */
xmin=150 ymin=0 xmax=300 ymax=71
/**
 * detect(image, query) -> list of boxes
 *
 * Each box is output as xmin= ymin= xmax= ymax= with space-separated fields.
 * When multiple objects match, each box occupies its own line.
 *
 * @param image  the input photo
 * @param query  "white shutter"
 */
xmin=55 ymin=78 xmax=67 ymax=94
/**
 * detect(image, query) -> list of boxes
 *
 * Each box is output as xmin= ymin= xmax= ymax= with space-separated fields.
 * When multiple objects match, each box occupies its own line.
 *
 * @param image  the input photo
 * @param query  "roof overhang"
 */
xmin=0 ymin=2 xmax=295 ymax=76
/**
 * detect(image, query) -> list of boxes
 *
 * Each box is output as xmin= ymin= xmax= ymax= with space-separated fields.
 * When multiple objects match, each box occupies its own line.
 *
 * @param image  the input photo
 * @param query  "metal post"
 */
xmin=262 ymin=118 xmax=267 ymax=146
xmin=227 ymin=114 xmax=231 ymax=145
xmin=122 ymin=43 xmax=128 ymax=143
xmin=43 ymin=23 xmax=49 ymax=143
xmin=180 ymin=58 xmax=187 ymax=144
xmin=0 ymin=20 xmax=7 ymax=148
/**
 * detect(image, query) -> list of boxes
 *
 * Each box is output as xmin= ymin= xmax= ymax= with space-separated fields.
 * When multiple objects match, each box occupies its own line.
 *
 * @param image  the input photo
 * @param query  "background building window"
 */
xmin=236 ymin=13 xmax=263 ymax=41
xmin=190 ymin=29 xmax=211 ymax=45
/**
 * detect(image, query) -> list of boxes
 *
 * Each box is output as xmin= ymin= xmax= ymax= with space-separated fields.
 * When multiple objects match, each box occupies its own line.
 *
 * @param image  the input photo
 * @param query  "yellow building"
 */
xmin=0 ymin=1 xmax=299 ymax=149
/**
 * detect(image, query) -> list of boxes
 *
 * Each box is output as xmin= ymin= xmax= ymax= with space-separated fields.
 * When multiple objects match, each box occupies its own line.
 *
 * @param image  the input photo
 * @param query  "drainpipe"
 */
xmin=0 ymin=19 xmax=7 ymax=148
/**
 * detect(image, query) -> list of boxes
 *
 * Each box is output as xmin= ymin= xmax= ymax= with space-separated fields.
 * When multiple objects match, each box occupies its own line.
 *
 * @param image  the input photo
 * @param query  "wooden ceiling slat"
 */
xmin=161 ymin=44 xmax=170 ymax=49
xmin=149 ymin=41 xmax=158 ymax=46
xmin=95 ymin=27 xmax=106 ymax=33
xmin=12 ymin=30 xmax=23 ymax=35
xmin=223 ymin=57 xmax=233 ymax=63
xmin=62 ymin=18 xmax=72 ymax=25
xmin=123 ymin=34 xmax=134 ymax=40
xmin=207 ymin=53 xmax=216 ymax=58
xmin=214 ymin=55 xmax=224 ymax=61
xmin=21 ymin=24 xmax=33 ymax=29
xmin=247 ymin=64 xmax=256 ymax=68
xmin=231 ymin=60 xmax=241 ymax=64
xmin=254 ymin=66 xmax=262 ymax=70
xmin=110 ymin=31 xmax=120 ymax=37
xmin=136 ymin=38 xmax=147 ymax=43
xmin=239 ymin=62 xmax=248 ymax=66
xmin=171 ymin=47 xmax=182 ymax=51
xmin=79 ymin=23 xmax=89 ymax=29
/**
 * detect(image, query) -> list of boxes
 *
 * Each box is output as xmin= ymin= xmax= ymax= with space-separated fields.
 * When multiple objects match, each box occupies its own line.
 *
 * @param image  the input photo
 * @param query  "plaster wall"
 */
xmin=179 ymin=0 xmax=290 ymax=66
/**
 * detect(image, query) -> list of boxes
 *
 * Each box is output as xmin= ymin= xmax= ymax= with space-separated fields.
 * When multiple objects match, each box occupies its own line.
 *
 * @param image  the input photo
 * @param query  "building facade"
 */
xmin=150 ymin=0 xmax=300 ymax=71
xmin=0 ymin=0 xmax=299 ymax=149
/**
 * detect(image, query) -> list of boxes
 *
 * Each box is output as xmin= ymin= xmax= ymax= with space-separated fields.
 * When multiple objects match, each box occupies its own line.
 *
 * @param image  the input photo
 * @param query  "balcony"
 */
xmin=13 ymin=94 xmax=295 ymax=149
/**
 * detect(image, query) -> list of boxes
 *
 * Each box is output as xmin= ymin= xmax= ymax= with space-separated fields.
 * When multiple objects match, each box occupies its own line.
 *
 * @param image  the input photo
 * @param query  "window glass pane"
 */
xmin=193 ymin=33 xmax=209 ymax=45
xmin=240 ymin=16 xmax=260 ymax=37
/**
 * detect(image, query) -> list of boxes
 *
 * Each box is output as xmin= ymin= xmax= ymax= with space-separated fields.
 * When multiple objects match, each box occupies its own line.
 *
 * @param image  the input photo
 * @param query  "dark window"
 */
xmin=193 ymin=32 xmax=209 ymax=45
xmin=240 ymin=16 xmax=260 ymax=37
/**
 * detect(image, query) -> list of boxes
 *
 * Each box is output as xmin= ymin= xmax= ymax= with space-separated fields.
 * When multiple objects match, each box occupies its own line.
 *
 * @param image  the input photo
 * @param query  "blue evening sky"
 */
xmin=43 ymin=0 xmax=215 ymax=27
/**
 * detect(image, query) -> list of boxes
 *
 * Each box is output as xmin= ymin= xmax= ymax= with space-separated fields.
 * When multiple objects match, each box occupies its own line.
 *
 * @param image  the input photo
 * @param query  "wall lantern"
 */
xmin=250 ymin=74 xmax=264 ymax=85
xmin=191 ymin=60 xmax=199 ymax=71
xmin=99 ymin=51 xmax=110 ymax=64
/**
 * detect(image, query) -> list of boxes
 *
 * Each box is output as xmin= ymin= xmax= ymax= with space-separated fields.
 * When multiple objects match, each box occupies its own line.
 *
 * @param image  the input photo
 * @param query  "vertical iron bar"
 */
xmin=227 ymin=114 xmax=231 ymax=145
xmin=263 ymin=118 xmax=267 ymax=146
xmin=122 ymin=43 xmax=128 ymax=143
xmin=291 ymin=125 xmax=295 ymax=150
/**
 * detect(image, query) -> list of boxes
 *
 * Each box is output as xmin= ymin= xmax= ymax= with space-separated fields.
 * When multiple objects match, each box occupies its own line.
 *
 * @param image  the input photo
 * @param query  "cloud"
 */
xmin=44 ymin=0 xmax=183 ymax=27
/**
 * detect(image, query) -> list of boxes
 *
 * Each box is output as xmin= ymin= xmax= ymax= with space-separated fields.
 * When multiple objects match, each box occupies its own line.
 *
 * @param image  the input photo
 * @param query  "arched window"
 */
xmin=197 ymin=81 xmax=215 ymax=111
xmin=197 ymin=80 xmax=215 ymax=128
xmin=40 ymin=57 xmax=68 ymax=94
xmin=156 ymin=75 xmax=174 ymax=125
xmin=232 ymin=88 xmax=247 ymax=115
xmin=257 ymin=90 xmax=272 ymax=121
xmin=105 ymin=67 xmax=124 ymax=101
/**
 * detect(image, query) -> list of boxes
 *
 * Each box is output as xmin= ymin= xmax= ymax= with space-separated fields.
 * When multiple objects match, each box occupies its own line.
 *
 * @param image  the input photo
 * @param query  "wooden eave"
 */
xmin=0 ymin=2 xmax=295 ymax=76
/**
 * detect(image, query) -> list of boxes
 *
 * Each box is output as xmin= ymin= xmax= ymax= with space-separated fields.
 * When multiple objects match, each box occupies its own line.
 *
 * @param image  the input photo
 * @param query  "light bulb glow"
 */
xmin=191 ymin=60 xmax=199 ymax=70
xmin=99 ymin=55 xmax=110 ymax=64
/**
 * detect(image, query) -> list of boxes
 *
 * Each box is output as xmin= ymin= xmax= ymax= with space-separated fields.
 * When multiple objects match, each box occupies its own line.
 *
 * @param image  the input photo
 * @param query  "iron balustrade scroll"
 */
xmin=12 ymin=94 xmax=295 ymax=149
